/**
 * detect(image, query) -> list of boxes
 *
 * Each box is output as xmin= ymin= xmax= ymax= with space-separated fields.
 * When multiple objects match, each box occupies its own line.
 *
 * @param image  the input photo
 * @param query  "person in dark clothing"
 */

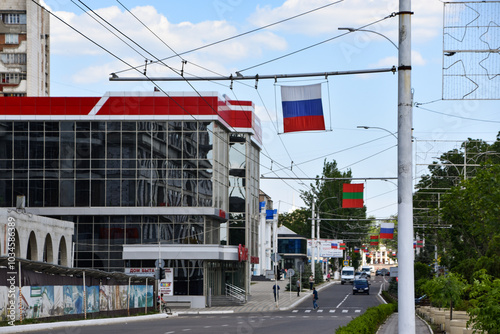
xmin=312 ymin=287 xmax=318 ymax=310
xmin=273 ymin=284 xmax=280 ymax=302
xmin=296 ymin=279 xmax=300 ymax=297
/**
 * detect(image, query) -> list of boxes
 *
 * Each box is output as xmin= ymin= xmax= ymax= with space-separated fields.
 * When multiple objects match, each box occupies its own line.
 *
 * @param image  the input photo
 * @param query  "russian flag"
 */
xmin=281 ymin=84 xmax=325 ymax=133
xmin=380 ymin=223 xmax=394 ymax=239
xmin=331 ymin=243 xmax=338 ymax=249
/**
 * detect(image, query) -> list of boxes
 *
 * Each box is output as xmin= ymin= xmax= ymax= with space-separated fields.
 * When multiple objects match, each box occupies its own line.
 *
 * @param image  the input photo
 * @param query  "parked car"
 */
xmin=353 ymin=279 xmax=370 ymax=295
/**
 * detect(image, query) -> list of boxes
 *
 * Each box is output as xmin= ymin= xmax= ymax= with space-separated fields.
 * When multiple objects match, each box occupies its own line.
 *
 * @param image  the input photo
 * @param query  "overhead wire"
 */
xmin=113 ymin=0 xmax=345 ymax=75
xmin=415 ymin=104 xmax=500 ymax=123
xmin=237 ymin=12 xmax=397 ymax=73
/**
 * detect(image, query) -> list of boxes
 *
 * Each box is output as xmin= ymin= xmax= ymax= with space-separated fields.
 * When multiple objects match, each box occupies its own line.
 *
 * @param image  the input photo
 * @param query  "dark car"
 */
xmin=352 ymin=279 xmax=370 ymax=295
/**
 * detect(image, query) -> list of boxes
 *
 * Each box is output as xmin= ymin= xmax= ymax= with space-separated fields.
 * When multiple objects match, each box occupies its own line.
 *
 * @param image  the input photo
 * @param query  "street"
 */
xmin=24 ymin=277 xmax=389 ymax=334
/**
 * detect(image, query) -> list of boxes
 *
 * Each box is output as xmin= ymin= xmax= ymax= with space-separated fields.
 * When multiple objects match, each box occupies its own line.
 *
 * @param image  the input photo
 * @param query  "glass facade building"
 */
xmin=0 ymin=92 xmax=261 ymax=302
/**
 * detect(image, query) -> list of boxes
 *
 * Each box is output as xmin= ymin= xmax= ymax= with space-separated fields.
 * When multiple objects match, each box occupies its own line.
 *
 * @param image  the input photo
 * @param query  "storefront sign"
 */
xmin=158 ymin=268 xmax=174 ymax=296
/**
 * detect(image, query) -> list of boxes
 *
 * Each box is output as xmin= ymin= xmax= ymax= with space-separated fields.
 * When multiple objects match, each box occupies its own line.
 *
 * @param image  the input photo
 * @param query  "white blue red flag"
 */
xmin=379 ymin=223 xmax=395 ymax=239
xmin=281 ymin=83 xmax=325 ymax=133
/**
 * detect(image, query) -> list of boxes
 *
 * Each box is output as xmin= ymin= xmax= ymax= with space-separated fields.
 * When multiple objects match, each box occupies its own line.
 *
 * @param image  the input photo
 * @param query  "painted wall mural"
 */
xmin=0 ymin=284 xmax=154 ymax=321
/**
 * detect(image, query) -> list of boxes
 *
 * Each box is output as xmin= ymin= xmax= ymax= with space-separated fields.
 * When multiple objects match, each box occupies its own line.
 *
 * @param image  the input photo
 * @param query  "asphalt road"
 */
xmin=21 ymin=277 xmax=388 ymax=334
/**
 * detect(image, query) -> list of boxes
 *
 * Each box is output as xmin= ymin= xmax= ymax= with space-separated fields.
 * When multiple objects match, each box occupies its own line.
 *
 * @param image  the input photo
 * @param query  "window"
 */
xmin=1 ymin=53 xmax=26 ymax=64
xmin=5 ymin=34 xmax=19 ymax=44
xmin=2 ymin=13 xmax=26 ymax=24
xmin=0 ymin=73 xmax=26 ymax=84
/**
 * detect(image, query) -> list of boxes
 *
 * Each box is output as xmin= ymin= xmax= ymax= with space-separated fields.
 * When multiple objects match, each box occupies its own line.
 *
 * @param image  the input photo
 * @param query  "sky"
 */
xmin=42 ymin=0 xmax=500 ymax=220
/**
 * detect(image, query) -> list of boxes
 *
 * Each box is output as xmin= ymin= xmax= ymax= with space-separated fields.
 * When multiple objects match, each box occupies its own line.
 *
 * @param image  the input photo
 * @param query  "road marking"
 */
xmin=329 ymin=310 xmax=336 ymax=313
xmin=342 ymin=310 xmax=349 ymax=313
xmin=355 ymin=310 xmax=361 ymax=313
xmin=336 ymin=294 xmax=350 ymax=308
xmin=317 ymin=309 xmax=323 ymax=313
xmin=292 ymin=310 xmax=298 ymax=313
xmin=305 ymin=310 xmax=311 ymax=313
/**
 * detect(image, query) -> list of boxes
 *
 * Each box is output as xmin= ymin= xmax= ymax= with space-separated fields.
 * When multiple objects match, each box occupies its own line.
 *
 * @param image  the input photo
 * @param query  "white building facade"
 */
xmin=0 ymin=0 xmax=50 ymax=96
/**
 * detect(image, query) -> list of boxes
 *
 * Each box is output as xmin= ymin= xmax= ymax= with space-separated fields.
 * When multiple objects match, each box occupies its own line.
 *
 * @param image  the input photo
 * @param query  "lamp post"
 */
xmin=350 ymin=5 xmax=415 ymax=329
xmin=316 ymin=196 xmax=338 ymax=277
xmin=357 ymin=125 xmax=398 ymax=139
xmin=338 ymin=27 xmax=398 ymax=50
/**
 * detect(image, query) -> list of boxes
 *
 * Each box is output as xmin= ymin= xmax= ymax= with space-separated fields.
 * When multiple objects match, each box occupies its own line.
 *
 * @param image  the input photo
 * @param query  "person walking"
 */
xmin=309 ymin=275 xmax=314 ymax=290
xmin=312 ymin=287 xmax=319 ymax=310
xmin=296 ymin=279 xmax=300 ymax=297
xmin=273 ymin=284 xmax=280 ymax=302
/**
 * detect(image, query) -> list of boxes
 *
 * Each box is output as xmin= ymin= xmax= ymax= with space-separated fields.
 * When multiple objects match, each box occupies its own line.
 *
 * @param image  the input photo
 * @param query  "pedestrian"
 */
xmin=273 ymin=284 xmax=280 ymax=302
xmin=296 ymin=279 xmax=300 ymax=297
xmin=327 ymin=272 xmax=331 ymax=281
xmin=312 ymin=287 xmax=319 ymax=310
xmin=309 ymin=275 xmax=314 ymax=290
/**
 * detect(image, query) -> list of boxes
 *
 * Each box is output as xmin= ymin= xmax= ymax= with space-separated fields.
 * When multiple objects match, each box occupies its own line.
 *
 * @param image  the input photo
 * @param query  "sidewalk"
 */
xmin=376 ymin=313 xmax=433 ymax=334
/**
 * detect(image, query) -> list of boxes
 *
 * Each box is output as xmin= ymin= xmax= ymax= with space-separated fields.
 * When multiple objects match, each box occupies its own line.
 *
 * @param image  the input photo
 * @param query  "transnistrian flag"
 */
xmin=417 ymin=240 xmax=424 ymax=248
xmin=281 ymin=84 xmax=325 ymax=133
xmin=379 ymin=223 xmax=395 ymax=239
xmin=370 ymin=235 xmax=379 ymax=246
xmin=342 ymin=183 xmax=364 ymax=208
xmin=339 ymin=243 xmax=346 ymax=250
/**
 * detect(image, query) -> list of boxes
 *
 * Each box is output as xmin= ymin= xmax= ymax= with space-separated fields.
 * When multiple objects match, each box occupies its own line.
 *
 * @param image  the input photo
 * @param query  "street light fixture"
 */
xmin=357 ymin=125 xmax=398 ymax=139
xmin=338 ymin=27 xmax=399 ymax=50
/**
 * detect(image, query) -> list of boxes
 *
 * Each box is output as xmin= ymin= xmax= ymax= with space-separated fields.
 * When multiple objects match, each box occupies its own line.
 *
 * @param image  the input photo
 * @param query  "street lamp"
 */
xmin=338 ymin=27 xmax=398 ymax=50
xmin=357 ymin=125 xmax=398 ymax=139
xmin=317 ymin=196 xmax=338 ymax=280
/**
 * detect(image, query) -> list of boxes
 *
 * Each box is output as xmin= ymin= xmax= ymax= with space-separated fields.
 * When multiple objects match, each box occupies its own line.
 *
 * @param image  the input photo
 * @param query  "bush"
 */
xmin=335 ymin=303 xmax=396 ymax=334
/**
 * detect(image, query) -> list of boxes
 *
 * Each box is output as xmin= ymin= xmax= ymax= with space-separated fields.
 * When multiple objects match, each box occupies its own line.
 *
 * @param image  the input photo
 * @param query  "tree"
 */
xmin=413 ymin=134 xmax=500 ymax=269
xmin=422 ymin=273 xmax=468 ymax=320
xmin=438 ymin=164 xmax=500 ymax=281
xmin=300 ymin=159 xmax=368 ymax=247
xmin=467 ymin=270 xmax=500 ymax=333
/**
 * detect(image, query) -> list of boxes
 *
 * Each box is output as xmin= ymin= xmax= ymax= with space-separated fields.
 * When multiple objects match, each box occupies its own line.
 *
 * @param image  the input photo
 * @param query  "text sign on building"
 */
xmin=308 ymin=239 xmax=344 ymax=258
xmin=125 ymin=268 xmax=156 ymax=277
xmin=158 ymin=268 xmax=174 ymax=296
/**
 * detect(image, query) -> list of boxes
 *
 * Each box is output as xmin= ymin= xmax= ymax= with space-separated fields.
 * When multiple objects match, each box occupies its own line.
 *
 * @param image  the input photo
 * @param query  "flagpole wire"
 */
xmin=274 ymin=82 xmax=281 ymax=134
xmin=326 ymin=78 xmax=332 ymax=131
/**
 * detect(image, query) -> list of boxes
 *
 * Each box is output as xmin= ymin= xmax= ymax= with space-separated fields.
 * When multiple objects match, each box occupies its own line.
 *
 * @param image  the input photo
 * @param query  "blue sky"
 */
xmin=43 ymin=0 xmax=500 ymax=219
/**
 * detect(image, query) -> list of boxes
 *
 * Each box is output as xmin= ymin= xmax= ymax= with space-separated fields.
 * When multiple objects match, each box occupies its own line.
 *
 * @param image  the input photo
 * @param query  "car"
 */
xmin=376 ymin=268 xmax=389 ymax=276
xmin=361 ymin=266 xmax=371 ymax=278
xmin=353 ymin=279 xmax=370 ymax=295
xmin=355 ymin=271 xmax=368 ymax=280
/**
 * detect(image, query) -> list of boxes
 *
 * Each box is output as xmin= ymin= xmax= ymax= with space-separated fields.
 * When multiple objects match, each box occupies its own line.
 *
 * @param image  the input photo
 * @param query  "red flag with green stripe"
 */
xmin=339 ymin=243 xmax=346 ymax=250
xmin=342 ymin=183 xmax=364 ymax=208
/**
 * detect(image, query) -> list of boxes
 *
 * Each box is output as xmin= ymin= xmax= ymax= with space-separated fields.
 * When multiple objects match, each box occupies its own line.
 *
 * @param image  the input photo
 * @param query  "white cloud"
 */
xmin=371 ymin=50 xmax=426 ymax=68
xmin=247 ymin=0 xmax=443 ymax=43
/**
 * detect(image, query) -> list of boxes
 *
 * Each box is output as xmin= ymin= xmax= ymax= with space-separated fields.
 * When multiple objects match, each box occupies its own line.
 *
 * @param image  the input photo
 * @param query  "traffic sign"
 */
xmin=287 ymin=269 xmax=295 ymax=277
xmin=155 ymin=259 xmax=165 ymax=268
xmin=343 ymin=260 xmax=349 ymax=266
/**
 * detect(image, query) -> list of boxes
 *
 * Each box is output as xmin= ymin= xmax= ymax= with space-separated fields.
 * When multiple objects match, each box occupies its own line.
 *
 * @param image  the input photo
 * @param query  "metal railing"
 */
xmin=225 ymin=283 xmax=246 ymax=303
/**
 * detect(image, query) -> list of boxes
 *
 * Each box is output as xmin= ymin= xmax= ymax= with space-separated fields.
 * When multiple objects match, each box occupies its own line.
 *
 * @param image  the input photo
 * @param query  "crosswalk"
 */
xmin=291 ymin=309 xmax=362 ymax=314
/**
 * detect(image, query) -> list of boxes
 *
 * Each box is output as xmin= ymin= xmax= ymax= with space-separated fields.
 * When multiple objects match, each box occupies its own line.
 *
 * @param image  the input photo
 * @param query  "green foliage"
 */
xmin=439 ymin=164 xmax=500 ymax=280
xmin=279 ymin=208 xmax=311 ymax=237
xmin=421 ymin=273 xmax=468 ymax=310
xmin=335 ymin=303 xmax=396 ymax=334
xmin=467 ymin=269 xmax=500 ymax=334
xmin=415 ymin=262 xmax=433 ymax=281
xmin=413 ymin=135 xmax=500 ymax=270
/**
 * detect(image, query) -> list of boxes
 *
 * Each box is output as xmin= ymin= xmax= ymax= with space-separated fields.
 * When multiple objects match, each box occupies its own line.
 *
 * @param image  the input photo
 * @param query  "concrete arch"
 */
xmin=27 ymin=231 xmax=38 ymax=261
xmin=58 ymin=236 xmax=69 ymax=266
xmin=43 ymin=233 xmax=54 ymax=263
